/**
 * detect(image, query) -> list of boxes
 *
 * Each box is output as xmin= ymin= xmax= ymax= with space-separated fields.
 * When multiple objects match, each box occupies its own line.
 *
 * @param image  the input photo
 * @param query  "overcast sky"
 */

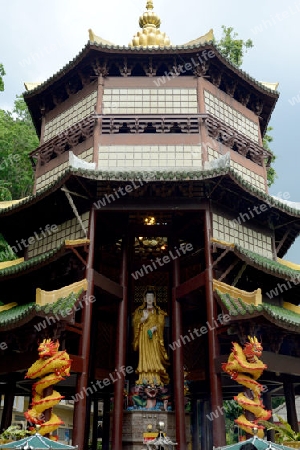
xmin=1 ymin=0 xmax=300 ymax=261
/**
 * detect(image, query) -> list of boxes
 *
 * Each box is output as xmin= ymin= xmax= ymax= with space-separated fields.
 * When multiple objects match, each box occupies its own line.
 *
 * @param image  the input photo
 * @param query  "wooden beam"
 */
xmin=70 ymin=246 xmax=88 ymax=266
xmin=65 ymin=323 xmax=83 ymax=335
xmin=69 ymin=354 xmax=84 ymax=372
xmin=212 ymin=248 xmax=231 ymax=268
xmin=94 ymin=270 xmax=123 ymax=299
xmin=276 ymin=229 xmax=290 ymax=254
xmin=94 ymin=200 xmax=209 ymax=211
xmin=0 ymin=352 xmax=83 ymax=375
xmin=218 ymin=259 xmax=239 ymax=282
xmin=0 ymin=352 xmax=36 ymax=374
xmin=175 ymin=272 xmax=205 ymax=298
xmin=262 ymin=352 xmax=300 ymax=376
xmin=232 ymin=263 xmax=247 ymax=286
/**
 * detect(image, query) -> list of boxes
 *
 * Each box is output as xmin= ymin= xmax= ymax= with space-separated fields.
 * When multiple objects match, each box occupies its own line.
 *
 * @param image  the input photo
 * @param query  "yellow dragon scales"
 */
xmin=24 ymin=339 xmax=71 ymax=436
xmin=222 ymin=336 xmax=271 ymax=438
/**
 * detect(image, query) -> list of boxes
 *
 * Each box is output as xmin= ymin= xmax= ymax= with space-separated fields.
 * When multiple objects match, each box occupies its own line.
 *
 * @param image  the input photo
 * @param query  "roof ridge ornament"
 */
xmin=129 ymin=0 xmax=171 ymax=47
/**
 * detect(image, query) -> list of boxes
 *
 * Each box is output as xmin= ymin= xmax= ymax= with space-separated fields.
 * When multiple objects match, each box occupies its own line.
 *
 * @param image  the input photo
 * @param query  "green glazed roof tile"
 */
xmin=234 ymin=244 xmax=300 ymax=280
xmin=0 ymin=243 xmax=65 ymax=277
xmin=0 ymin=291 xmax=83 ymax=330
xmin=23 ymin=42 xmax=278 ymax=98
xmin=1 ymin=166 xmax=300 ymax=217
xmin=216 ymin=290 xmax=300 ymax=332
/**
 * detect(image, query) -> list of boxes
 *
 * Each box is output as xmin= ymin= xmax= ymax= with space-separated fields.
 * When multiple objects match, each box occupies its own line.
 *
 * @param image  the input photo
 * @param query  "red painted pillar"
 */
xmin=0 ymin=378 xmax=15 ymax=431
xmin=204 ymin=208 xmax=226 ymax=447
xmin=72 ymin=207 xmax=96 ymax=449
xmin=111 ymin=236 xmax=128 ymax=450
xmin=283 ymin=377 xmax=299 ymax=433
xmin=172 ymin=257 xmax=187 ymax=450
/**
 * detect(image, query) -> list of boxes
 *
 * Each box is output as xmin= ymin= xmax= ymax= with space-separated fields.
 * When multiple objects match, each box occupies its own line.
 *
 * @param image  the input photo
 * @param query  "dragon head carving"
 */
xmin=38 ymin=339 xmax=60 ymax=358
xmin=243 ymin=336 xmax=263 ymax=359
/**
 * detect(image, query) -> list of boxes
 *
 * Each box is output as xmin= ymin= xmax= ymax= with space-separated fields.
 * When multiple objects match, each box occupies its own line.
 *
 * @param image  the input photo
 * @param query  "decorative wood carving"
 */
xmin=32 ymin=115 xmax=95 ymax=166
xmin=253 ymin=98 xmax=264 ymax=116
xmin=236 ymin=88 xmax=251 ymax=107
xmin=204 ymin=115 xmax=271 ymax=166
xmin=193 ymin=61 xmax=210 ymax=77
xmin=118 ymin=57 xmax=132 ymax=77
xmin=100 ymin=115 xmax=200 ymax=134
xmin=78 ymin=70 xmax=91 ymax=87
xmin=142 ymin=57 xmax=157 ymax=77
xmin=210 ymin=69 xmax=222 ymax=88
xmin=92 ymin=59 xmax=109 ymax=77
xmin=52 ymin=89 xmax=67 ymax=106
xmin=224 ymin=78 xmax=237 ymax=97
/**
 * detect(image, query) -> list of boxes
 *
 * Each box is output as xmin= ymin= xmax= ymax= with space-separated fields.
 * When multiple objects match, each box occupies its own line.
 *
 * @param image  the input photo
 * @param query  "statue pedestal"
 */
xmin=116 ymin=410 xmax=191 ymax=450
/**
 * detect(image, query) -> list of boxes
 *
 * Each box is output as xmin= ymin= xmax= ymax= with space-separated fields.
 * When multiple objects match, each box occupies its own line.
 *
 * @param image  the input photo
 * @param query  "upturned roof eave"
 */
xmin=0 ymin=290 xmax=83 ymax=332
xmin=1 ymin=168 xmax=300 ymax=257
xmin=215 ymin=291 xmax=300 ymax=333
xmin=213 ymin=240 xmax=300 ymax=282
xmin=1 ymin=166 xmax=300 ymax=217
xmin=23 ymin=41 xmax=279 ymax=100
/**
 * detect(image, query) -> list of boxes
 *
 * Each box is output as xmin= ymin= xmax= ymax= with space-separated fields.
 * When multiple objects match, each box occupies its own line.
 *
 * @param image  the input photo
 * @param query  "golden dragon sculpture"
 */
xmin=24 ymin=339 xmax=71 ymax=436
xmin=222 ymin=336 xmax=271 ymax=438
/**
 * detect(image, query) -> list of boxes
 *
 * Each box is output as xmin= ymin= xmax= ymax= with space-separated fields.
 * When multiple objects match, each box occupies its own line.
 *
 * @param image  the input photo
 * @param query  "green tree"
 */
xmin=0 ymin=96 xmax=39 ymax=199
xmin=215 ymin=25 xmax=253 ymax=68
xmin=260 ymin=415 xmax=300 ymax=443
xmin=263 ymin=126 xmax=277 ymax=187
xmin=224 ymin=400 xmax=243 ymax=444
xmin=0 ymin=64 xmax=5 ymax=91
xmin=0 ymin=233 xmax=17 ymax=262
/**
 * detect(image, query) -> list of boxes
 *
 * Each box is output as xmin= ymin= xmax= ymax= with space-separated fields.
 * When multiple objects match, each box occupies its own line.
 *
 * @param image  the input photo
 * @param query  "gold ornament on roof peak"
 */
xmin=129 ymin=0 xmax=171 ymax=47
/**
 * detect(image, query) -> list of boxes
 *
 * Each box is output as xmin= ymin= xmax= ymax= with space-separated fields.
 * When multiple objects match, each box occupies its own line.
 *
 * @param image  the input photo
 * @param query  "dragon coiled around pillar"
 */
xmin=24 ymin=339 xmax=71 ymax=436
xmin=222 ymin=336 xmax=271 ymax=438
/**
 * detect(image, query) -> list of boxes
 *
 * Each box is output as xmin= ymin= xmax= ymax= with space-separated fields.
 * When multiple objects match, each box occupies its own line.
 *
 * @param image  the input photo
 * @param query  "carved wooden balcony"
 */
xmin=30 ymin=113 xmax=272 ymax=169
xmin=99 ymin=115 xmax=201 ymax=134
xmin=30 ymin=116 xmax=95 ymax=166
xmin=203 ymin=115 xmax=272 ymax=167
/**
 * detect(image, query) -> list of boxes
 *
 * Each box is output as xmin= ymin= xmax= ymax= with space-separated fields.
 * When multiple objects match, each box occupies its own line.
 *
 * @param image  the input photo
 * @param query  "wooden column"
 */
xmin=92 ymin=398 xmax=99 ymax=450
xmin=264 ymin=391 xmax=275 ymax=442
xmin=283 ymin=377 xmax=299 ymax=433
xmin=172 ymin=257 xmax=187 ymax=449
xmin=191 ymin=398 xmax=199 ymax=450
xmin=204 ymin=208 xmax=226 ymax=447
xmin=72 ymin=207 xmax=96 ymax=449
xmin=201 ymin=400 xmax=213 ymax=450
xmin=111 ymin=235 xmax=128 ymax=450
xmin=0 ymin=378 xmax=15 ymax=431
xmin=93 ymin=74 xmax=105 ymax=167
xmin=102 ymin=396 xmax=110 ymax=450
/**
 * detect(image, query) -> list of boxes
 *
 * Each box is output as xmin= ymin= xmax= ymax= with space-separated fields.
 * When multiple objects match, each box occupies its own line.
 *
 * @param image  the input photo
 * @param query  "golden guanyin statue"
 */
xmin=132 ymin=287 xmax=169 ymax=386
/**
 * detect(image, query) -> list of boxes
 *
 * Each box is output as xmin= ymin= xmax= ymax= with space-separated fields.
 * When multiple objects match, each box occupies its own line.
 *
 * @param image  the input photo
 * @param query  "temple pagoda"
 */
xmin=0 ymin=2 xmax=299 ymax=450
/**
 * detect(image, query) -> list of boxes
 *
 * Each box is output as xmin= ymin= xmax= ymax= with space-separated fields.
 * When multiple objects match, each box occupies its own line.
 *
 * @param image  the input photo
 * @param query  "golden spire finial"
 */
xmin=146 ymin=0 xmax=154 ymax=9
xmin=129 ymin=0 xmax=171 ymax=47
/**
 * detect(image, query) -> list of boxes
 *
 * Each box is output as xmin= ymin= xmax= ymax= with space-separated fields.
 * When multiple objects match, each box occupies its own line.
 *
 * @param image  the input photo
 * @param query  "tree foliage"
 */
xmin=0 ymin=64 xmax=5 ymax=92
xmin=0 ymin=95 xmax=39 ymax=199
xmin=0 ymin=233 xmax=17 ymax=262
xmin=215 ymin=26 xmax=253 ymax=68
xmin=263 ymin=126 xmax=277 ymax=187
xmin=260 ymin=415 xmax=300 ymax=442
